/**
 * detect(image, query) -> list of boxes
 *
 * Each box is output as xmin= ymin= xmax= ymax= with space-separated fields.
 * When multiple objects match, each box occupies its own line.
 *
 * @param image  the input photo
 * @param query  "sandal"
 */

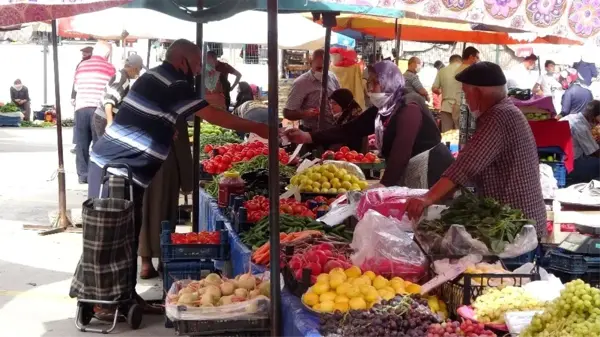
xmin=139 ymin=267 xmax=159 ymax=280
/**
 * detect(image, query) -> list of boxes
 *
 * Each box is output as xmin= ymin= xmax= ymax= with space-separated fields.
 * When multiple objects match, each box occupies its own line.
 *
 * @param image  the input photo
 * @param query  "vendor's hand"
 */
xmin=404 ymin=196 xmax=432 ymax=222
xmin=304 ymin=108 xmax=320 ymax=118
xmin=284 ymin=128 xmax=312 ymax=144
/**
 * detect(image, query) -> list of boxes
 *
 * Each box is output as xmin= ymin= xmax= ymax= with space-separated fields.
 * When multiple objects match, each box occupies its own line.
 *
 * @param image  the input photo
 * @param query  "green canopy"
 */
xmin=124 ymin=0 xmax=404 ymax=22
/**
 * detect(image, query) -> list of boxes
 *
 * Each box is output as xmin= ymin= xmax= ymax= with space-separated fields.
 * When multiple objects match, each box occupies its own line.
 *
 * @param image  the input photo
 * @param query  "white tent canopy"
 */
xmin=63 ymin=8 xmax=355 ymax=49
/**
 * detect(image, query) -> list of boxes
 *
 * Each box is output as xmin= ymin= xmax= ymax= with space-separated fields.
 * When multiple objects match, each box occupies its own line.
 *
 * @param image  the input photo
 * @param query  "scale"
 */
xmin=558 ymin=223 xmax=600 ymax=255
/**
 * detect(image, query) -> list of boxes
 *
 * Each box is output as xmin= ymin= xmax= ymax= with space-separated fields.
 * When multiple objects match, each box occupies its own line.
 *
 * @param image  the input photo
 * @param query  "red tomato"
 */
xmin=203 ymin=145 xmax=213 ymax=153
xmin=217 ymin=163 xmax=228 ymax=173
xmin=365 ymin=152 xmax=376 ymax=163
xmin=204 ymin=162 xmax=215 ymax=174
xmin=361 ymin=157 xmax=371 ymax=163
xmin=221 ymin=155 xmax=232 ymax=164
xmin=213 ymin=155 xmax=223 ymax=163
xmin=217 ymin=147 xmax=227 ymax=155
xmin=345 ymin=153 xmax=355 ymax=162
xmin=246 ymin=201 xmax=259 ymax=211
xmin=280 ymin=204 xmax=293 ymax=214
xmin=262 ymin=148 xmax=269 ymax=155
xmin=243 ymin=157 xmax=251 ymax=161
xmin=322 ymin=150 xmax=335 ymax=160
xmin=233 ymin=155 xmax=243 ymax=162
xmin=339 ymin=146 xmax=350 ymax=154
xmin=355 ymin=153 xmax=365 ymax=161
xmin=349 ymin=150 xmax=358 ymax=157
xmin=292 ymin=205 xmax=304 ymax=214
xmin=334 ymin=152 xmax=345 ymax=161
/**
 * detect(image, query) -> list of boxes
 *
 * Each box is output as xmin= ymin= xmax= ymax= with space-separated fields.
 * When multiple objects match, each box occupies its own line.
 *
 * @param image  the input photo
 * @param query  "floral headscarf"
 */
xmin=371 ymin=61 xmax=405 ymax=150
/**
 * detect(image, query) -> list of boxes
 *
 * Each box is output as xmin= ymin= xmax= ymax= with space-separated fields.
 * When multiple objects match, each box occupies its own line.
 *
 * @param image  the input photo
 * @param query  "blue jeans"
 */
xmin=74 ymin=107 xmax=95 ymax=181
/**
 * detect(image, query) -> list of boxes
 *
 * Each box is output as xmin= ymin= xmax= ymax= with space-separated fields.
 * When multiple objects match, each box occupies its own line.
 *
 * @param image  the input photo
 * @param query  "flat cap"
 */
xmin=80 ymin=46 xmax=93 ymax=53
xmin=455 ymin=61 xmax=507 ymax=87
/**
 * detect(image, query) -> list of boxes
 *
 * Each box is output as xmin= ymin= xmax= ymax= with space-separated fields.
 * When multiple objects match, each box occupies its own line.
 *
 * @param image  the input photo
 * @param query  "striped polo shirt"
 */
xmin=90 ymin=62 xmax=208 ymax=188
xmin=95 ymin=69 xmax=131 ymax=119
xmin=73 ymin=56 xmax=116 ymax=111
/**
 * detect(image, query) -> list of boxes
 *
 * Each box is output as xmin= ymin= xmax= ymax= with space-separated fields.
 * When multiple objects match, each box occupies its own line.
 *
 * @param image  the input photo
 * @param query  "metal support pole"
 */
xmin=51 ymin=20 xmax=69 ymax=229
xmin=394 ymin=22 xmax=402 ymax=64
xmin=372 ymin=35 xmax=377 ymax=62
xmin=495 ymin=44 xmax=500 ymax=64
xmin=146 ymin=39 xmax=152 ymax=69
xmin=43 ymin=34 xmax=48 ymax=104
xmin=318 ymin=26 xmax=332 ymax=131
xmin=192 ymin=0 xmax=204 ymax=232
xmin=266 ymin=0 xmax=281 ymax=335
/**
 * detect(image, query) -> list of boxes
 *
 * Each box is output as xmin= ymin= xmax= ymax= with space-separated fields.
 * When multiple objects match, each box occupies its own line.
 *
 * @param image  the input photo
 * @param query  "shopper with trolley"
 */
xmin=69 ymin=39 xmax=269 ymax=331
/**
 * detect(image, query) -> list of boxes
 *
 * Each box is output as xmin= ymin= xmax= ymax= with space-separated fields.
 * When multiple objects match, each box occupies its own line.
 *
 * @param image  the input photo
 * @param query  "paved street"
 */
xmin=0 ymin=127 xmax=167 ymax=336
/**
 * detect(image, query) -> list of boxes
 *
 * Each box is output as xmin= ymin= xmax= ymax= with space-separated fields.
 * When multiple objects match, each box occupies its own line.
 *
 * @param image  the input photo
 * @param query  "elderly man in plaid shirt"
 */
xmin=405 ymin=62 xmax=547 ymax=237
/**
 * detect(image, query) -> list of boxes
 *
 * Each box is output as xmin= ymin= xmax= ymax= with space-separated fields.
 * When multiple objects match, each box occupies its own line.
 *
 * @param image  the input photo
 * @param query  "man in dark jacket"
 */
xmin=10 ymin=79 xmax=31 ymax=121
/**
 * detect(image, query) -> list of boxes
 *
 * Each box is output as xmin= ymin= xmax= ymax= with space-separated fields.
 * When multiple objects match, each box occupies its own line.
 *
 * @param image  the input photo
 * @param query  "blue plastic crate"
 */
xmin=163 ymin=260 xmax=217 ymax=328
xmin=538 ymin=146 xmax=565 ymax=160
xmin=501 ymin=248 xmax=537 ymax=271
xmin=160 ymin=220 xmax=229 ymax=262
xmin=545 ymin=161 xmax=567 ymax=188
xmin=545 ymin=249 xmax=600 ymax=274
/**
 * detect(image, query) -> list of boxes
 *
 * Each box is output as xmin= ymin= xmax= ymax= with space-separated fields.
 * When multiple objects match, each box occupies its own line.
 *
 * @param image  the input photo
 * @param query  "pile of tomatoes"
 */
xmin=170 ymin=232 xmax=220 ymax=245
xmin=202 ymin=141 xmax=290 ymax=174
xmin=243 ymin=196 xmax=335 ymax=223
xmin=321 ymin=146 xmax=380 ymax=164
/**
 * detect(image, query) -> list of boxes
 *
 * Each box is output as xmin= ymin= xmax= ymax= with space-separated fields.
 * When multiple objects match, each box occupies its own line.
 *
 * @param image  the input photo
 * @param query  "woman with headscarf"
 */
xmin=329 ymin=88 xmax=366 ymax=152
xmin=285 ymin=61 xmax=454 ymax=188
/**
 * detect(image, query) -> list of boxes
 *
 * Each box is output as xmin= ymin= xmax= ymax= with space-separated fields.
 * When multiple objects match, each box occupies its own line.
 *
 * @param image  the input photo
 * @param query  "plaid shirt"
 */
xmin=443 ymin=98 xmax=547 ymax=236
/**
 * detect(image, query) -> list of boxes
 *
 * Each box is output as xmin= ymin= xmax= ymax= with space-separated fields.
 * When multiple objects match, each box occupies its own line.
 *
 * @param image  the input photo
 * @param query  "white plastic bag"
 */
xmin=539 ymin=163 xmax=558 ymax=199
xmin=350 ymin=210 xmax=428 ymax=282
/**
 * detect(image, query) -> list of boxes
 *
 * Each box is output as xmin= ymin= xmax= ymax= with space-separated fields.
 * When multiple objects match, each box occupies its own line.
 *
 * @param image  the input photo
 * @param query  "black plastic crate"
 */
xmin=160 ymin=221 xmax=229 ymax=262
xmin=501 ymin=248 xmax=537 ymax=271
xmin=547 ymin=267 xmax=600 ymax=289
xmin=174 ymin=317 xmax=270 ymax=336
xmin=440 ymin=271 xmax=540 ymax=317
xmin=545 ymin=249 xmax=600 ymax=274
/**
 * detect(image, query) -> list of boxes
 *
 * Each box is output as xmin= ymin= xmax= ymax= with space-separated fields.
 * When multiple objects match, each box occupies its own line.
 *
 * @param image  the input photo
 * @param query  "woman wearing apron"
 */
xmin=285 ymin=61 xmax=454 ymax=189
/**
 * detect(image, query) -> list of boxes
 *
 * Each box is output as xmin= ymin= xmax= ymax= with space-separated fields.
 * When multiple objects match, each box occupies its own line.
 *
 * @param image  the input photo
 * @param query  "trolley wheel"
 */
xmin=127 ymin=304 xmax=143 ymax=330
xmin=77 ymin=302 xmax=94 ymax=326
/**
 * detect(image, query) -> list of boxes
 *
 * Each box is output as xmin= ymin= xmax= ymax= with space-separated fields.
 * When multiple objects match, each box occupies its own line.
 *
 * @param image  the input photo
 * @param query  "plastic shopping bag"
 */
xmin=350 ymin=210 xmax=428 ymax=282
xmin=355 ymin=186 xmax=428 ymax=227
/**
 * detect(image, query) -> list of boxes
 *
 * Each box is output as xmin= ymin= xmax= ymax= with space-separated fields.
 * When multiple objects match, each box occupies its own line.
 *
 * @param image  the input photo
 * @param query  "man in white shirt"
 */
xmin=534 ymin=60 xmax=561 ymax=97
xmin=432 ymin=54 xmax=462 ymax=131
xmin=507 ymin=54 xmax=538 ymax=90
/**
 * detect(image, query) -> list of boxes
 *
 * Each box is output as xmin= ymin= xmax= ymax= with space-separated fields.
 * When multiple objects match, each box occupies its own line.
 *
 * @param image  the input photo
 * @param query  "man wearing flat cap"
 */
xmin=404 ymin=61 xmax=547 ymax=237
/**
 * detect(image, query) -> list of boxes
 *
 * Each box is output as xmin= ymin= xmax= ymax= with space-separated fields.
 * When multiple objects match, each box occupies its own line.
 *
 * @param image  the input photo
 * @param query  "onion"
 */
xmin=217 ymin=295 xmax=233 ymax=306
xmin=259 ymin=281 xmax=270 ymax=298
xmin=231 ymin=296 xmax=246 ymax=303
xmin=249 ymin=289 xmax=261 ymax=299
xmin=220 ymin=281 xmax=235 ymax=296
xmin=199 ymin=293 xmax=214 ymax=306
xmin=178 ymin=287 xmax=194 ymax=296
xmin=204 ymin=284 xmax=222 ymax=300
xmin=204 ymin=273 xmax=222 ymax=286
xmin=177 ymin=292 xmax=198 ymax=305
xmin=234 ymin=288 xmax=248 ymax=299
xmin=237 ymin=274 xmax=257 ymax=290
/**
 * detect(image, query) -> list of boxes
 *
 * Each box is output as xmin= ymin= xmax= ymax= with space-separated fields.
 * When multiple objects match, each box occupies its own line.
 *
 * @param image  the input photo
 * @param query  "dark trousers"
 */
xmin=74 ymin=107 xmax=95 ymax=181
xmin=568 ymin=156 xmax=600 ymax=184
xmin=18 ymin=101 xmax=31 ymax=121
xmin=88 ymin=162 xmax=145 ymax=291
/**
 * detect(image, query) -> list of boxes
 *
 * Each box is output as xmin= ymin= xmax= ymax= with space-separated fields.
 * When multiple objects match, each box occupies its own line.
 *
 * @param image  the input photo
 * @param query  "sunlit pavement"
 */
xmin=0 ymin=127 xmax=171 ymax=336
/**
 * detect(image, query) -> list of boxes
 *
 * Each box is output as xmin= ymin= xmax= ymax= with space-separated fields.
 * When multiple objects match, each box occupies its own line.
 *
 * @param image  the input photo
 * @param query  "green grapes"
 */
xmin=521 ymin=280 xmax=600 ymax=337
xmin=473 ymin=286 xmax=545 ymax=324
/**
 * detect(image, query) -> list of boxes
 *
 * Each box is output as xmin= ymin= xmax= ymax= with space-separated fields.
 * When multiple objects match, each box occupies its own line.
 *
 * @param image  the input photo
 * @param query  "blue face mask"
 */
xmin=183 ymin=59 xmax=195 ymax=88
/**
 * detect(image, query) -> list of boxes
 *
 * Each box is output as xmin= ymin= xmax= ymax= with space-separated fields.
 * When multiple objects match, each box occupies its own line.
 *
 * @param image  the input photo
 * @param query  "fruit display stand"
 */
xmin=197 ymin=187 xmax=324 ymax=336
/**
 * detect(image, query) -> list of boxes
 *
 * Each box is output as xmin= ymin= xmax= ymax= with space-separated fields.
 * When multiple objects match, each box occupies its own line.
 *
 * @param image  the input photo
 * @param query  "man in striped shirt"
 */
xmin=88 ymin=40 xmax=268 ymax=311
xmin=73 ymin=41 xmax=116 ymax=184
xmin=92 ymin=54 xmax=145 ymax=140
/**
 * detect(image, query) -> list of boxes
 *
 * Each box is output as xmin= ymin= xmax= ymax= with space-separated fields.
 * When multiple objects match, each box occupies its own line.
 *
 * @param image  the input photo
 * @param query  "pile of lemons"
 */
xmin=290 ymin=164 xmax=369 ymax=194
xmin=301 ymin=266 xmax=422 ymax=314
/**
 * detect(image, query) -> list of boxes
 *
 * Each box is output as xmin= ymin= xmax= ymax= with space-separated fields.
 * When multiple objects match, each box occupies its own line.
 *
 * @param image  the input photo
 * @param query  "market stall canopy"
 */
xmin=124 ymin=0 xmax=405 ymax=22
xmin=60 ymin=8 xmax=356 ymax=49
xmin=0 ymin=0 xmax=131 ymax=26
xmin=311 ymin=13 xmax=581 ymax=45
xmin=311 ymin=0 xmax=600 ymax=42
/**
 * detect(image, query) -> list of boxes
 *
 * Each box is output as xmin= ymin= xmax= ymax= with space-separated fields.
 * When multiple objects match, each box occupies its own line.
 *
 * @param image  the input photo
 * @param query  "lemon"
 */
xmin=312 ymin=181 xmax=321 ymax=189
xmin=350 ymin=184 xmax=361 ymax=191
xmin=303 ymin=292 xmax=319 ymax=306
xmin=359 ymin=285 xmax=375 ymax=295
xmin=358 ymin=181 xmax=369 ymax=190
xmin=329 ymin=188 xmax=338 ymax=194
xmin=321 ymin=181 xmax=331 ymax=189
xmin=390 ymin=277 xmax=405 ymax=286
xmin=382 ymin=286 xmax=395 ymax=294
xmin=427 ymin=296 xmax=440 ymax=312
xmin=327 ymin=165 xmax=338 ymax=173
xmin=344 ymin=266 xmax=362 ymax=279
xmin=373 ymin=275 xmax=389 ymax=290
xmin=333 ymin=302 xmax=349 ymax=313
xmin=323 ymin=172 xmax=334 ymax=180
xmin=341 ymin=181 xmax=352 ymax=189
xmin=320 ymin=300 xmax=335 ymax=313
xmin=349 ymin=297 xmax=367 ymax=310
xmin=335 ymin=282 xmax=352 ymax=295
xmin=392 ymin=283 xmax=406 ymax=294
xmin=346 ymin=286 xmax=361 ymax=298
xmin=329 ymin=275 xmax=345 ymax=289
xmin=312 ymin=282 xmax=330 ymax=295
xmin=359 ymin=275 xmax=372 ymax=286
xmin=312 ymin=303 xmax=321 ymax=311
xmin=378 ymin=289 xmax=395 ymax=300
xmin=406 ymin=283 xmax=421 ymax=295
xmin=363 ymin=270 xmax=376 ymax=281
xmin=316 ymin=274 xmax=330 ymax=284
xmin=320 ymin=291 xmax=336 ymax=303
xmin=329 ymin=267 xmax=345 ymax=276
xmin=350 ymin=175 xmax=359 ymax=184
xmin=351 ymin=277 xmax=368 ymax=287
xmin=338 ymin=188 xmax=347 ymax=193
xmin=365 ymin=288 xmax=381 ymax=302
xmin=334 ymin=295 xmax=350 ymax=304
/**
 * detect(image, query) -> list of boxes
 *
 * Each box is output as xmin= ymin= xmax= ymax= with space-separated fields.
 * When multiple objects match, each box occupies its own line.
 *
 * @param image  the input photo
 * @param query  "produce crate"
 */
xmin=440 ymin=271 xmax=540 ymax=317
xmin=546 ymin=161 xmax=567 ymax=188
xmin=547 ymin=267 xmax=600 ymax=289
xmin=537 ymin=146 xmax=565 ymax=161
xmin=500 ymin=248 xmax=538 ymax=271
xmin=162 ymin=261 xmax=219 ymax=328
xmin=281 ymin=246 xmax=313 ymax=298
xmin=544 ymin=249 xmax=600 ymax=274
xmin=160 ymin=221 xmax=229 ymax=262
xmin=174 ymin=317 xmax=270 ymax=336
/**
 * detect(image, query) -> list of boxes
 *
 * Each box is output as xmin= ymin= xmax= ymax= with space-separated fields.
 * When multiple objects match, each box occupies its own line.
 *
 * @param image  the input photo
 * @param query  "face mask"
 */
xmin=369 ymin=93 xmax=389 ymax=108
xmin=313 ymin=71 xmax=323 ymax=82
xmin=415 ymin=65 xmax=422 ymax=73
xmin=183 ymin=59 xmax=195 ymax=87
xmin=206 ymin=62 xmax=215 ymax=71
xmin=14 ymin=84 xmax=23 ymax=91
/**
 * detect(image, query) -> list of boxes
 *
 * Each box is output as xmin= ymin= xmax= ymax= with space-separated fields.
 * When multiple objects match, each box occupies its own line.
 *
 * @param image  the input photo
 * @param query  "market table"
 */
xmin=198 ymin=188 xmax=322 ymax=337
